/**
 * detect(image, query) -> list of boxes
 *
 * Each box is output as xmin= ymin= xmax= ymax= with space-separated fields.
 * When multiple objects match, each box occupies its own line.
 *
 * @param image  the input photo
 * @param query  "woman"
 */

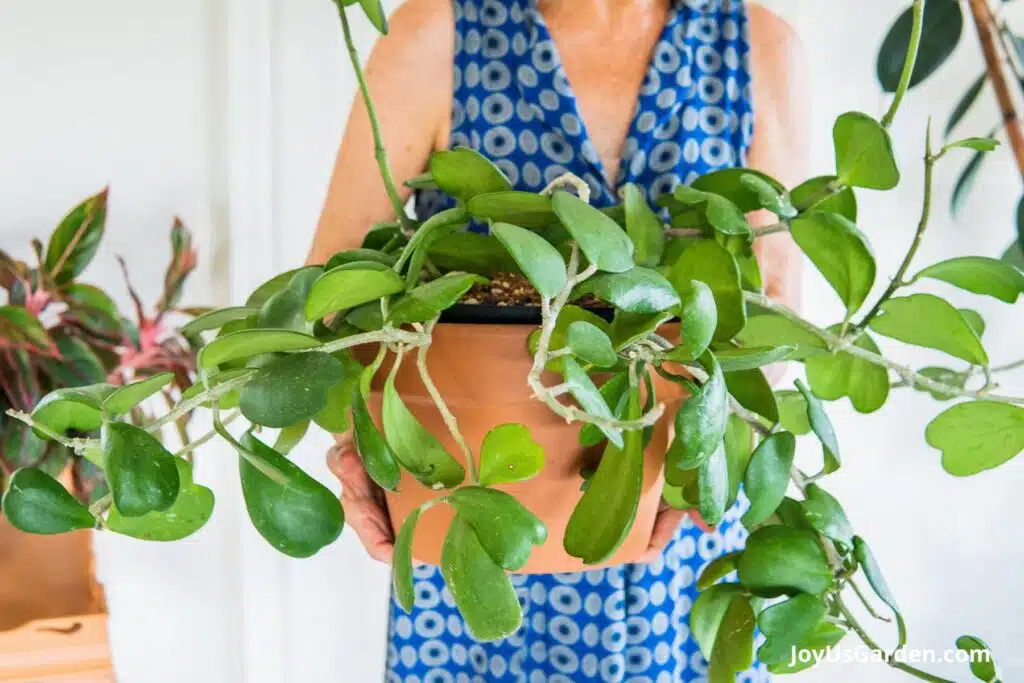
xmin=309 ymin=0 xmax=808 ymax=679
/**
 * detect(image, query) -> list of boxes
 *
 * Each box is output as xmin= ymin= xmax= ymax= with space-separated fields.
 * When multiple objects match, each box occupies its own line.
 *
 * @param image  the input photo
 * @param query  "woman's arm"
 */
xmin=306 ymin=0 xmax=454 ymax=265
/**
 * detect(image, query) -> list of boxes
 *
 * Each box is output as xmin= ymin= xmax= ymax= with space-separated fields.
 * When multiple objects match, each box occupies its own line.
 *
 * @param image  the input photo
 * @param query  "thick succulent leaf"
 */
xmin=305 ymin=265 xmax=405 ymax=321
xmin=199 ymin=329 xmax=322 ymax=369
xmin=668 ymin=240 xmax=745 ymax=341
xmin=392 ymin=509 xmax=420 ymax=612
xmin=30 ymin=384 xmax=116 ymax=438
xmin=691 ymin=168 xmax=786 ymax=213
xmin=790 ymin=175 xmax=857 ymax=222
xmin=757 ymin=594 xmax=828 ymax=665
xmin=551 ymin=190 xmax=634 ymax=273
xmin=668 ymin=352 xmax=727 ymax=473
xmin=833 ymin=112 xmax=900 ymax=190
xmin=257 ymin=267 xmax=323 ymax=332
xmin=103 ymin=422 xmax=181 ymax=518
xmin=870 ymin=294 xmax=989 ymax=366
xmin=388 ymin=272 xmax=486 ymax=325
xmin=805 ymin=328 xmax=890 ymax=414
xmin=926 ymin=401 xmax=1024 ymax=476
xmin=566 ymin=320 xmax=618 ymax=368
xmin=350 ymin=387 xmax=402 ymax=491
xmin=102 ymin=373 xmax=174 ymax=416
xmin=738 ymin=526 xmax=835 ymax=596
xmin=742 ymin=431 xmax=797 ymax=526
xmin=800 ymin=483 xmax=855 ymax=550
xmin=448 ymin=487 xmax=547 ymax=571
xmin=239 ymin=352 xmax=343 ymax=428
xmin=573 ymin=267 xmax=680 ymax=314
xmin=791 ymin=211 xmax=876 ymax=319
xmin=796 ymin=379 xmax=841 ymax=476
xmin=672 ymin=185 xmax=751 ymax=237
xmin=430 ymin=147 xmax=512 ymax=203
xmin=467 ymin=191 xmax=555 ymax=229
xmin=106 ymin=458 xmax=214 ymax=541
xmin=623 ymin=183 xmax=665 ymax=267
xmin=181 ymin=307 xmax=261 ymax=337
xmin=913 ymin=256 xmax=1024 ymax=303
xmin=1 ymin=468 xmax=96 ymax=534
xmin=490 ymin=222 xmax=567 ymax=298
xmin=725 ymin=368 xmax=779 ymax=423
xmin=478 ymin=423 xmax=545 ymax=486
xmin=562 ymin=356 xmax=623 ymax=448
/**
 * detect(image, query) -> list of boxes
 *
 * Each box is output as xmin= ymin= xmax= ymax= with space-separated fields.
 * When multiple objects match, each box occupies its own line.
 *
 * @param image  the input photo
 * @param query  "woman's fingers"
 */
xmin=643 ymin=503 xmax=715 ymax=563
xmin=327 ymin=443 xmax=395 ymax=564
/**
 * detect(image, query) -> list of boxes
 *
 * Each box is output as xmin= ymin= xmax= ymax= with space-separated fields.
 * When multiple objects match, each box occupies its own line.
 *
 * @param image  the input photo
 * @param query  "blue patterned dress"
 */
xmin=389 ymin=1 xmax=768 ymax=681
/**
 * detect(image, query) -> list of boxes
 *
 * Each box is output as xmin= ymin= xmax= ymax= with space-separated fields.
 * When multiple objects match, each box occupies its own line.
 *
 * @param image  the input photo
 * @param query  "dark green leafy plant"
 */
xmin=2 ymin=1 xmax=1019 ymax=680
xmin=0 ymin=189 xmax=199 ymax=504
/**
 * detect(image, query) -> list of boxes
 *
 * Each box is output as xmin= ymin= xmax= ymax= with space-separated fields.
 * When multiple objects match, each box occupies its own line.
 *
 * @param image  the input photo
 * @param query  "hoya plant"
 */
xmin=3 ymin=1 xmax=1021 ymax=680
xmin=0 ymin=189 xmax=198 ymax=504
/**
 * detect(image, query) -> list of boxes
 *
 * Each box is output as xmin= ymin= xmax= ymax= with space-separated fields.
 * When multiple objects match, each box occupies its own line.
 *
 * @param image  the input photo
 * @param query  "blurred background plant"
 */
xmin=0 ymin=189 xmax=199 ymax=504
xmin=878 ymin=0 xmax=1024 ymax=267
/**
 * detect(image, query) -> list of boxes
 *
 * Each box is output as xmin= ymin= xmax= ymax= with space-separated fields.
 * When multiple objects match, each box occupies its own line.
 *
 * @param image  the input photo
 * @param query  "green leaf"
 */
xmin=579 ymin=374 xmax=630 ymax=447
xmin=30 ymin=384 xmax=116 ymax=438
xmin=805 ymin=329 xmax=890 ymax=413
xmin=697 ymin=551 xmax=743 ymax=590
xmin=667 ymin=352 xmax=727 ymax=475
xmin=573 ymin=267 xmax=680 ymax=313
xmin=430 ymin=147 xmax=512 ymax=203
xmin=691 ymin=168 xmax=786 ymax=213
xmin=668 ymin=240 xmax=745 ymax=341
xmin=382 ymin=371 xmax=465 ymax=489
xmin=767 ymin=622 xmax=847 ymax=675
xmin=552 ymin=190 xmax=634 ymax=273
xmin=672 ymin=186 xmax=751 ymax=237
xmin=358 ymin=0 xmax=388 ymax=34
xmin=1 ymin=468 xmax=96 ymax=534
xmin=914 ymin=256 xmax=1024 ymax=303
xmin=199 ymin=329 xmax=322 ymax=369
xmin=478 ymin=423 xmax=545 ymax=486
xmin=489 ymin=222 xmax=566 ymax=298
xmin=742 ymin=431 xmax=797 ymax=526
xmin=239 ymin=352 xmax=342 ymax=428
xmin=181 ymin=307 xmax=261 ymax=337
xmin=926 ymin=401 xmax=1024 ymax=476
xmin=609 ymin=309 xmax=674 ymax=352
xmin=945 ymin=73 xmax=987 ymax=139
xmin=566 ymin=320 xmax=617 ymax=368
xmin=448 ymin=487 xmax=547 ymax=571
xmin=854 ymin=536 xmax=907 ymax=647
xmin=528 ymin=305 xmax=611 ymax=372
xmin=724 ymin=414 xmax=754 ymax=509
xmin=947 ymin=137 xmax=1000 ymax=152
xmin=669 ymin=279 xmax=717 ymax=361
xmin=428 ymin=230 xmax=521 ymax=276
xmin=0 ymin=306 xmax=52 ymax=351
xmin=440 ymin=515 xmax=522 ymax=641
xmin=960 ymin=308 xmax=986 ymax=338
xmin=63 ymin=283 xmax=121 ymax=333
xmin=738 ymin=526 xmax=835 ymax=596
xmin=776 ymin=390 xmax=812 ymax=434
xmin=44 ymin=188 xmax=108 ymax=284
xmin=955 ymin=635 xmax=1000 ymax=682
xmin=952 ymin=140 xmax=993 ymax=215
xmin=698 ymin=442 xmax=730 ymax=527
xmin=103 ymin=422 xmax=181 ymax=517
xmin=790 ymin=176 xmax=857 ymax=222
xmin=791 ymin=212 xmax=876 ymax=318
xmin=833 ymin=111 xmax=900 ymax=190
xmin=389 ymin=272 xmax=485 ymax=325
xmin=796 ymin=379 xmax=841 ymax=475
xmin=736 ymin=315 xmax=828 ymax=360
xmin=740 ymin=173 xmax=797 ymax=218
xmin=877 ymin=0 xmax=964 ymax=91
xmin=324 ymin=249 xmax=396 ymax=272
xmin=801 ymin=483 xmax=855 ymax=550
xmin=691 ymin=584 xmax=744 ymax=660
xmin=562 ymin=357 xmax=622 ymax=448
xmin=467 ymin=191 xmax=555 ymax=229
xmin=245 ymin=267 xmax=313 ymax=308
xmin=565 ymin=389 xmax=643 ymax=564
xmin=238 ymin=432 xmax=344 ymax=558
xmin=623 ymin=184 xmax=665 ymax=267
xmin=870 ymin=294 xmax=989 ymax=366
xmin=106 ymin=458 xmax=214 ymax=541
xmin=350 ymin=387 xmax=402 ymax=491
xmin=305 ymin=265 xmax=405 ymax=321
xmin=757 ymin=594 xmax=828 ymax=665
xmin=716 ymin=345 xmax=800 ymax=372
xmin=258 ymin=268 xmax=323 ymax=332
xmin=725 ymin=368 xmax=779 ymax=423
xmin=312 ymin=351 xmax=363 ymax=433
xmin=102 ymin=373 xmax=174 ymax=416
xmin=393 ymin=509 xmax=420 ymax=612
xmin=708 ymin=594 xmax=755 ymax=683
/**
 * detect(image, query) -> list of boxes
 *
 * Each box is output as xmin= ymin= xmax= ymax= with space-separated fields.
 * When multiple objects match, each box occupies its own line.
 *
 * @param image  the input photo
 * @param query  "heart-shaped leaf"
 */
xmin=440 ymin=515 xmax=522 ymax=642
xmin=564 ymin=390 xmax=644 ymax=564
xmin=552 ymin=190 xmax=634 ymax=273
xmin=44 ymin=188 xmax=108 ymax=285
xmin=30 ymin=384 xmax=116 ymax=438
xmin=392 ymin=508 xmax=420 ymax=612
xmin=791 ymin=212 xmax=876 ymax=319
xmin=566 ymin=321 xmax=617 ymax=368
xmin=489 ymin=222 xmax=566 ymax=298
xmin=430 ymin=147 xmax=512 ymax=203
xmin=562 ymin=357 xmax=622 ymax=448
xmin=738 ymin=526 xmax=835 ymax=596
xmin=698 ymin=442 xmax=730 ymax=527
xmin=351 ymin=387 xmax=401 ymax=491
xmin=239 ymin=351 xmax=343 ymax=428
xmin=106 ymin=458 xmax=214 ymax=541
xmin=672 ymin=185 xmax=752 ymax=237
xmin=691 ymin=168 xmax=786 ymax=213
xmin=716 ymin=345 xmax=800 ymax=372
xmin=708 ymin=594 xmax=755 ymax=683
xmin=305 ymin=265 xmax=404 ymax=321
xmin=238 ymin=432 xmax=344 ymax=558
xmin=833 ymin=111 xmax=900 ymax=190
xmin=913 ymin=256 xmax=1024 ymax=303
xmin=623 ymin=184 xmax=665 ymax=267
xmin=258 ymin=267 xmax=323 ymax=331
xmin=790 ymin=175 xmax=858 ymax=221
xmin=668 ymin=352 xmax=727 ymax=475
xmin=871 ymin=294 xmax=989 ymax=366
xmin=397 ymin=209 xmax=470 ymax=287
xmin=725 ymin=368 xmax=779 ymax=423
xmin=573 ymin=267 xmax=680 ymax=314
xmin=926 ymin=401 xmax=1024 ymax=476
xmin=103 ymin=422 xmax=181 ymax=517
xmin=742 ymin=431 xmax=797 ymax=526
xmin=1 ymin=468 xmax=96 ymax=534
xmin=854 ymin=536 xmax=906 ymax=647
xmin=805 ymin=328 xmax=890 ymax=414
xmin=796 ymin=379 xmax=841 ymax=476
xmin=181 ymin=306 xmax=261 ymax=337
xmin=448 ymin=487 xmax=547 ymax=571
xmin=800 ymin=483 xmax=854 ymax=550
xmin=102 ymin=373 xmax=174 ymax=416
xmin=669 ymin=241 xmax=745 ymax=341
xmin=382 ymin=372 xmax=465 ymax=489
xmin=199 ymin=329 xmax=322 ymax=369
xmin=388 ymin=273 xmax=486 ymax=325
xmin=776 ymin=390 xmax=812 ymax=435
xmin=428 ymin=230 xmax=521 ymax=276
xmin=757 ymin=594 xmax=828 ymax=665
xmin=736 ymin=315 xmax=828 ymax=359
xmin=877 ymin=0 xmax=963 ymax=91
xmin=467 ymin=191 xmax=556 ymax=229
xmin=478 ymin=423 xmax=545 ymax=486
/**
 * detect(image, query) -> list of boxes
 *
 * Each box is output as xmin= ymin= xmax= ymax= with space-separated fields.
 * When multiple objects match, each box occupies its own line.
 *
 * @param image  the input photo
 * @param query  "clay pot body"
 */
xmin=360 ymin=322 xmax=685 ymax=574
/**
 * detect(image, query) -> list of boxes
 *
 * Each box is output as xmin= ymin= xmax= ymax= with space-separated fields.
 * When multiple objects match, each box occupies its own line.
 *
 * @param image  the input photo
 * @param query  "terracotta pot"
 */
xmin=360 ymin=321 xmax=686 ymax=574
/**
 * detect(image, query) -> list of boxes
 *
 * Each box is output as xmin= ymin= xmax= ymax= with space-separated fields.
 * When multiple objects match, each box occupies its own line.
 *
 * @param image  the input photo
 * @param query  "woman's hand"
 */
xmin=327 ymin=438 xmax=395 ymax=564
xmin=643 ymin=502 xmax=712 ymax=563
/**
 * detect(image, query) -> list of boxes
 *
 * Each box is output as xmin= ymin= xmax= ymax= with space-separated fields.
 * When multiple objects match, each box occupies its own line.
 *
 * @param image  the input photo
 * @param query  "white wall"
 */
xmin=1 ymin=1 xmax=1021 ymax=682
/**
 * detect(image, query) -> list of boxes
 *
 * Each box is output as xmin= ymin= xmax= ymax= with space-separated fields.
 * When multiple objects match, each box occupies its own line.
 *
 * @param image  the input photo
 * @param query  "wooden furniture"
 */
xmin=0 ymin=614 xmax=114 ymax=682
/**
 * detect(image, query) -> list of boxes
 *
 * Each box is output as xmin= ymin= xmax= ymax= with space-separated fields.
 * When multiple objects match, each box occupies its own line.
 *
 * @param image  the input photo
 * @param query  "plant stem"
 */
xmin=848 ymin=578 xmax=893 ymax=623
xmin=881 ymin=0 xmax=926 ymax=129
xmin=854 ymin=123 xmax=935 ymax=333
xmin=415 ymin=320 xmax=478 ymax=484
xmin=5 ymin=410 xmax=97 ymax=455
xmin=146 ymin=372 xmax=255 ymax=434
xmin=744 ymin=291 xmax=1024 ymax=405
xmin=337 ymin=5 xmax=415 ymax=235
xmin=664 ymin=222 xmax=791 ymax=240
xmin=175 ymin=410 xmax=240 ymax=459
xmin=837 ymin=599 xmax=955 ymax=683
